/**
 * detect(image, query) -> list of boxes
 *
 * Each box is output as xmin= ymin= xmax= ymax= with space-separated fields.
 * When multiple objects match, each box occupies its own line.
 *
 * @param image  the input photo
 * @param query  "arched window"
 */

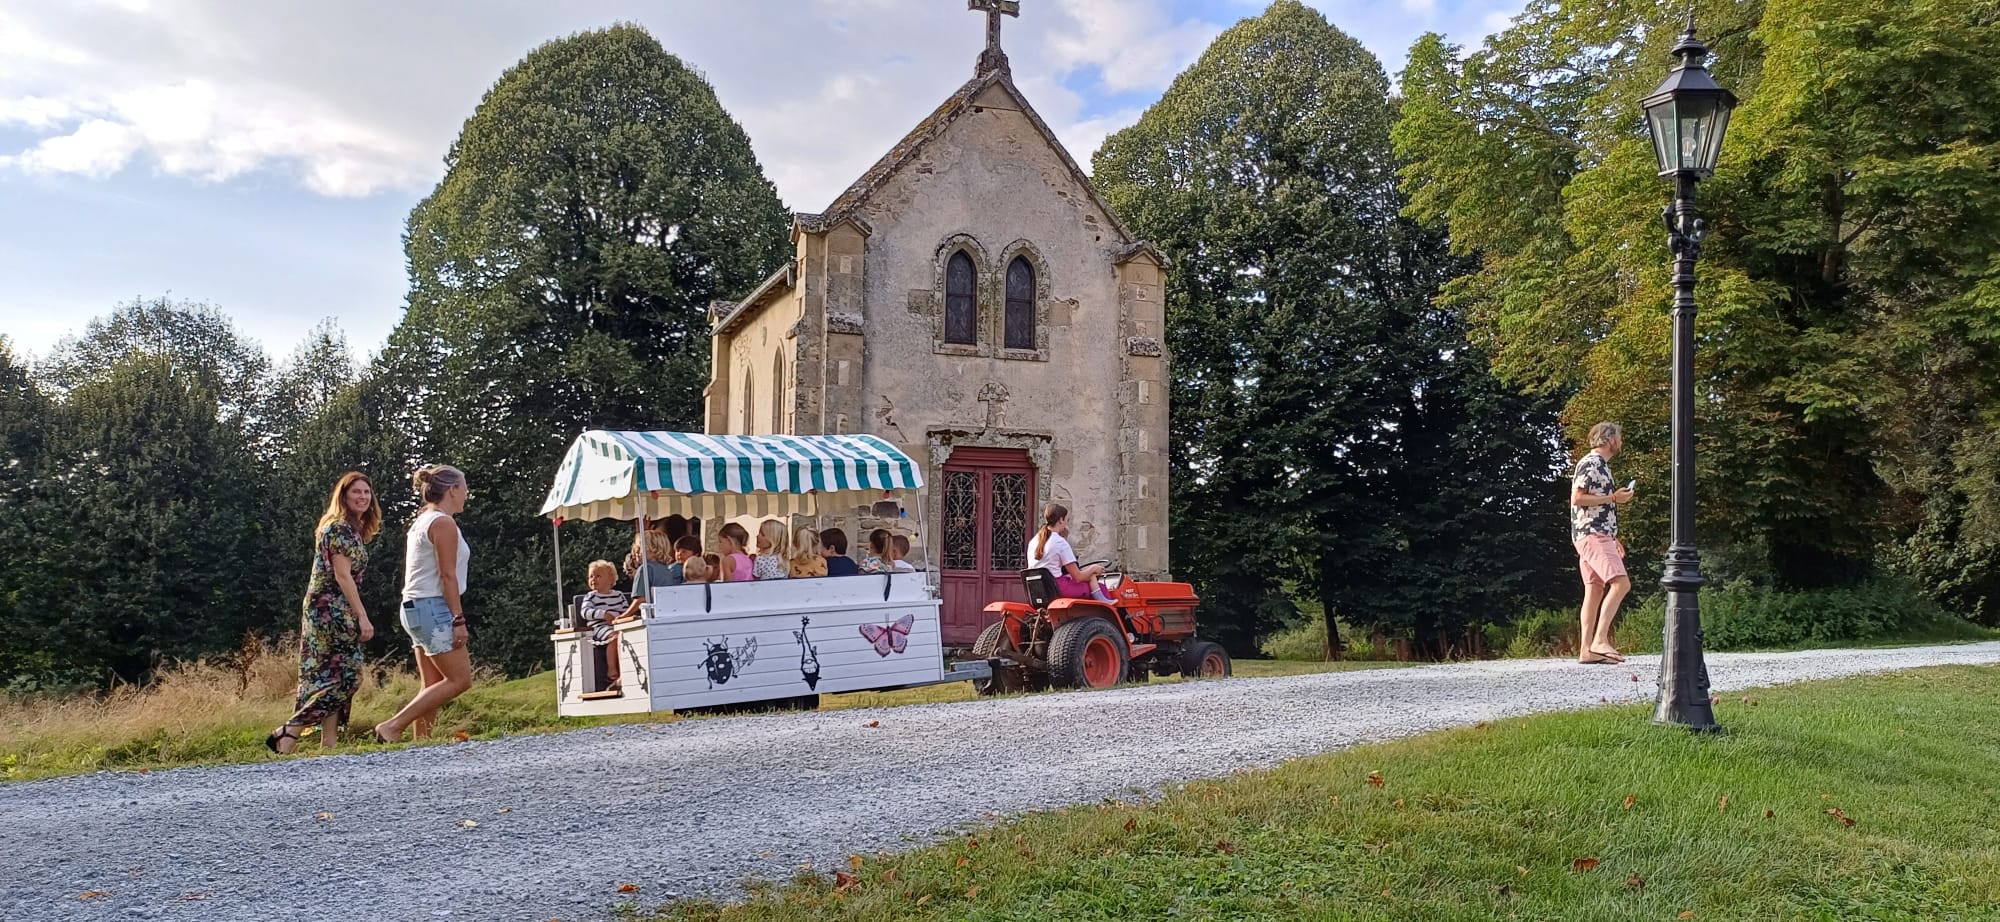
xmin=740 ymin=367 xmax=755 ymax=434
xmin=1004 ymin=256 xmax=1036 ymax=350
xmin=770 ymin=351 xmax=784 ymax=434
xmin=944 ymin=251 xmax=977 ymax=345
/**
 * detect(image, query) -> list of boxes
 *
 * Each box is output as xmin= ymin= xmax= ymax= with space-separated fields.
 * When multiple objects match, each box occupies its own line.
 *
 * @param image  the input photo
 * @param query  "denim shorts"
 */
xmin=399 ymin=596 xmax=457 ymax=656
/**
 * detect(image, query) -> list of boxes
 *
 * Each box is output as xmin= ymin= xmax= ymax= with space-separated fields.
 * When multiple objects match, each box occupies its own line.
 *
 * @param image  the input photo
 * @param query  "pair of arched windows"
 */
xmin=944 ymin=252 xmax=1037 ymax=351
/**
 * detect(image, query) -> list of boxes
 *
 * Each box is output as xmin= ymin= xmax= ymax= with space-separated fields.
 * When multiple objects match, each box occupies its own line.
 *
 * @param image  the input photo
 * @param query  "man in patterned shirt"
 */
xmin=1571 ymin=422 xmax=1635 ymax=664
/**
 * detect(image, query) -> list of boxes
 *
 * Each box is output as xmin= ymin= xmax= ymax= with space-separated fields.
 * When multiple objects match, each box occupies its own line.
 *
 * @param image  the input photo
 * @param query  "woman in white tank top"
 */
xmin=373 ymin=464 xmax=476 ymax=743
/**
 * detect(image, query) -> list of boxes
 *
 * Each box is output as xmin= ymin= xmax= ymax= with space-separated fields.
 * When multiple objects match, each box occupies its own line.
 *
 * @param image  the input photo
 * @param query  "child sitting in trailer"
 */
xmin=789 ymin=526 xmax=828 ymax=578
xmin=751 ymin=520 xmax=790 ymax=580
xmin=579 ymin=560 xmax=632 ymax=691
xmin=716 ymin=523 xmax=754 ymax=582
xmin=670 ymin=535 xmax=701 ymax=583
xmin=858 ymin=529 xmax=891 ymax=574
xmin=888 ymin=534 xmax=917 ymax=573
xmin=820 ymin=528 xmax=861 ymax=577
xmin=680 ymin=554 xmax=713 ymax=584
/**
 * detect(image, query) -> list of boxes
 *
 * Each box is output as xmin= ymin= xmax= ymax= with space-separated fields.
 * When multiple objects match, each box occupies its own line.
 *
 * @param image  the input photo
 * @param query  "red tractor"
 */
xmin=971 ymin=563 xmax=1231 ymax=693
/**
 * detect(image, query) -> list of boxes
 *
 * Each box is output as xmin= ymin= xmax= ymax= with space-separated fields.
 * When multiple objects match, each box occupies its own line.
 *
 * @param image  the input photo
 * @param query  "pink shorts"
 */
xmin=1575 ymin=534 xmax=1628 ymax=587
xmin=1055 ymin=574 xmax=1095 ymax=599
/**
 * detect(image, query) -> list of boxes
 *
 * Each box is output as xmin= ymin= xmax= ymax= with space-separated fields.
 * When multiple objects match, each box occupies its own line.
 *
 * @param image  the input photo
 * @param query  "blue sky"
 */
xmin=0 ymin=0 xmax=1523 ymax=364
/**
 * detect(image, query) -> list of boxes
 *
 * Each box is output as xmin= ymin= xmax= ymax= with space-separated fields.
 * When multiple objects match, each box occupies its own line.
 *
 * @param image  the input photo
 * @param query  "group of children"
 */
xmin=574 ymin=521 xmax=920 ymax=689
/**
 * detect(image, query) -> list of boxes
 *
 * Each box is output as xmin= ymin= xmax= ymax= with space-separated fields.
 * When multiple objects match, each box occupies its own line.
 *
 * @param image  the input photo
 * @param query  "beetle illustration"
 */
xmin=698 ymin=635 xmax=758 ymax=689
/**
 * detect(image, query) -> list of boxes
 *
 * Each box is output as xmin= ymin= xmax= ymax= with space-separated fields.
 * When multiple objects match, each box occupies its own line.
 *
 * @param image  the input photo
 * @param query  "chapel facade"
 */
xmin=703 ymin=1 xmax=1171 ymax=645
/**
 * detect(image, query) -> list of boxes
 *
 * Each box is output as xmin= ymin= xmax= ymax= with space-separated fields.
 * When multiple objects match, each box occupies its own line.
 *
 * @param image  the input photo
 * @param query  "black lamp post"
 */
xmin=1641 ymin=17 xmax=1735 ymax=732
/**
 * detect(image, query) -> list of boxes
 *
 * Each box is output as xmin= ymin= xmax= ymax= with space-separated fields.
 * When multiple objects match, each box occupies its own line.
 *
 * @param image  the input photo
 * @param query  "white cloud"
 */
xmin=1044 ymin=0 xmax=1222 ymax=93
xmin=2 ymin=118 xmax=138 ymax=176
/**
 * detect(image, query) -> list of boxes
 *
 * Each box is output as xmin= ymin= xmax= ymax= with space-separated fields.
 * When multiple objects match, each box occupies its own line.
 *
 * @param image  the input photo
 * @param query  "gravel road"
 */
xmin=4 ymin=642 xmax=1997 ymax=922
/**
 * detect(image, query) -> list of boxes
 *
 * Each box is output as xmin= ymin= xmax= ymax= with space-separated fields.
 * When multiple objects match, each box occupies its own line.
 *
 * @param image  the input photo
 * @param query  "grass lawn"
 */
xmin=0 ymin=654 xmax=1400 ymax=782
xmin=636 ymin=666 xmax=2000 ymax=922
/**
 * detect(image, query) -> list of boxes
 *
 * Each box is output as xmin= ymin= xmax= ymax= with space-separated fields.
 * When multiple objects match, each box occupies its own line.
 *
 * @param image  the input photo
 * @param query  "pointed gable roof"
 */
xmin=792 ymin=68 xmax=1144 ymax=252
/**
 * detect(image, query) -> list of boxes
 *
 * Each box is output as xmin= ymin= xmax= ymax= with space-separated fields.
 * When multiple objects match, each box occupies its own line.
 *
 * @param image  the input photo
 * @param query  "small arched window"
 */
xmin=770 ymin=351 xmax=784 ymax=433
xmin=1004 ymin=256 xmax=1036 ymax=351
xmin=944 ymin=251 xmax=977 ymax=345
xmin=740 ymin=367 xmax=755 ymax=434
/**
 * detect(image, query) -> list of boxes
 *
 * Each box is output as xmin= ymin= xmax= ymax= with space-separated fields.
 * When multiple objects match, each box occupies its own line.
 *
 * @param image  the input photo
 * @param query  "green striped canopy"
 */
xmin=540 ymin=430 xmax=924 ymax=522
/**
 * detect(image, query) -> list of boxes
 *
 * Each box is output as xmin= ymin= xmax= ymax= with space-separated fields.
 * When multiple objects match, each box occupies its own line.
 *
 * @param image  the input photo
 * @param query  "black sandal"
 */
xmin=264 ymin=725 xmax=301 ymax=753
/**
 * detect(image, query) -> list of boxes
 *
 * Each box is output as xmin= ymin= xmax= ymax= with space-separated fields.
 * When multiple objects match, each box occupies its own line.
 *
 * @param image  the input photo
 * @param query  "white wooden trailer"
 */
xmin=540 ymin=430 xmax=983 ymax=716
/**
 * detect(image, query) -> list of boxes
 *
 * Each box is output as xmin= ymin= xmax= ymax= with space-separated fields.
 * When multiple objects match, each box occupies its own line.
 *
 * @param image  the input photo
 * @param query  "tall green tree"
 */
xmin=40 ymin=296 xmax=277 ymax=451
xmin=17 ymin=356 xmax=276 ymax=679
xmin=1095 ymin=0 xmax=1568 ymax=656
xmin=1395 ymin=0 xmax=2000 ymax=608
xmin=380 ymin=23 xmax=791 ymax=672
xmin=0 ymin=338 xmax=57 ymax=681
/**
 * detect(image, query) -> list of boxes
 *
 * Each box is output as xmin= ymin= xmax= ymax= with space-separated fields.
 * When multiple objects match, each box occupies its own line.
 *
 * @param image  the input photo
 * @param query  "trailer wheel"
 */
xmin=1179 ymin=641 xmax=1232 ymax=678
xmin=1049 ymin=618 xmax=1127 ymax=690
xmin=970 ymin=622 xmax=1012 ymax=696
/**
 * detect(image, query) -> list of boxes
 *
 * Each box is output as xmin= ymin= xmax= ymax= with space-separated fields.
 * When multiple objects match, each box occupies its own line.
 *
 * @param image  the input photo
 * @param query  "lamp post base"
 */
xmin=1653 ymin=585 xmax=1720 ymax=731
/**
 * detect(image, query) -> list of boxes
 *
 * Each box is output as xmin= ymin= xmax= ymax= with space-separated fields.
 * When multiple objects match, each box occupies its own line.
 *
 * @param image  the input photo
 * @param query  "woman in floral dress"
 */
xmin=268 ymin=472 xmax=381 ymax=754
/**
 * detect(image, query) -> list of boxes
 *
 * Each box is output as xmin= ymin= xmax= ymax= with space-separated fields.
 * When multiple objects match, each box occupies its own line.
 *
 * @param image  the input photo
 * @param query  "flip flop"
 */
xmin=1578 ymin=653 xmax=1619 ymax=665
xmin=1591 ymin=649 xmax=1628 ymax=663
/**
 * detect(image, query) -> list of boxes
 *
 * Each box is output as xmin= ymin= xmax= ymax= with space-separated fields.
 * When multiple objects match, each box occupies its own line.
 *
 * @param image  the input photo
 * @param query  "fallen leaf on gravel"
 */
xmin=865 ymin=720 xmax=880 ymax=728
xmin=617 ymin=883 xmax=640 ymax=893
xmin=1631 ymin=674 xmax=1640 ymax=682
xmin=1719 ymin=795 xmax=1730 ymax=813
xmin=1572 ymin=857 xmax=1600 ymax=873
xmin=1474 ymin=721 xmax=1488 ymax=728
xmin=849 ymin=854 xmax=864 ymax=870
xmin=1516 ymin=866 xmax=1529 ymax=878
xmin=497 ymin=807 xmax=512 ymax=814
xmin=1624 ymin=873 xmax=1646 ymax=891
xmin=760 ymin=850 xmax=773 ymax=858
xmin=459 ymin=820 xmax=479 ymax=829
xmin=1622 ymin=794 xmax=1636 ymax=811
xmin=453 ymin=731 xmax=470 ymax=742
xmin=964 ymin=886 xmax=982 ymax=900
xmin=179 ymin=893 xmax=208 ymax=901
xmin=80 ymin=891 xmax=109 ymax=900
xmin=834 ymin=871 xmax=859 ymax=893
xmin=1366 ymin=771 xmax=1385 ymax=788
xmin=1123 ymin=817 xmax=1137 ymax=832
xmin=315 ymin=812 xmax=334 ymax=821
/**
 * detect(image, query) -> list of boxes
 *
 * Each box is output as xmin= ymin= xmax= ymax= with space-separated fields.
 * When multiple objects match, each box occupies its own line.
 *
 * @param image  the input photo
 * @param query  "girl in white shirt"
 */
xmin=1026 ymin=503 xmax=1110 ymax=601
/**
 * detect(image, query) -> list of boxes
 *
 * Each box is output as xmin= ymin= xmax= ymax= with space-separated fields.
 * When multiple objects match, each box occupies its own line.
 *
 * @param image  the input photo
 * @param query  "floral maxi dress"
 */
xmin=287 ymin=521 xmax=368 ymax=729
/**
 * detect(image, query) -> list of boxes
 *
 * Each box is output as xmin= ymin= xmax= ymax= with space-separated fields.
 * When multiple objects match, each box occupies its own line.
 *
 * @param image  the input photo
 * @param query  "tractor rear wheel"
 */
xmin=1179 ymin=641 xmax=1232 ymax=679
xmin=970 ymin=622 xmax=1012 ymax=696
xmin=1048 ymin=618 xmax=1127 ymax=690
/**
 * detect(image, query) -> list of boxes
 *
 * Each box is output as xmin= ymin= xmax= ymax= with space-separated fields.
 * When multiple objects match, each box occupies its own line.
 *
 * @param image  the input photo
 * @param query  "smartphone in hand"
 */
xmin=1625 ymin=479 xmax=1636 ymax=492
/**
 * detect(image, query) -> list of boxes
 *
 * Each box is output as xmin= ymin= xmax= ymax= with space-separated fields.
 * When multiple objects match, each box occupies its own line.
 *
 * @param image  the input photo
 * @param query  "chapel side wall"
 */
xmin=847 ymin=93 xmax=1139 ymax=572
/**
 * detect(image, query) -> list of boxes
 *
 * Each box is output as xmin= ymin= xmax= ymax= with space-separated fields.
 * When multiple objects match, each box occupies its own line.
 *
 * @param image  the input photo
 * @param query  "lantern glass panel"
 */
xmin=1647 ymin=102 xmax=1679 ymax=174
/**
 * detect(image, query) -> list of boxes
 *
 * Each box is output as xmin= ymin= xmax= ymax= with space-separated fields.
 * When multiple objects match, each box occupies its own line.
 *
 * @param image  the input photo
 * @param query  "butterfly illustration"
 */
xmin=859 ymin=613 xmax=916 ymax=657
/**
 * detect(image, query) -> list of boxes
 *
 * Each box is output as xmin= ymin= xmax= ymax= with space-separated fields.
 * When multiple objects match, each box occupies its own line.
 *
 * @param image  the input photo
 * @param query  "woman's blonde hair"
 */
xmin=757 ymin=519 xmax=789 ymax=555
xmin=789 ymin=526 xmax=822 ymax=565
xmin=317 ymin=471 xmax=382 ymax=542
xmin=412 ymin=463 xmax=465 ymax=504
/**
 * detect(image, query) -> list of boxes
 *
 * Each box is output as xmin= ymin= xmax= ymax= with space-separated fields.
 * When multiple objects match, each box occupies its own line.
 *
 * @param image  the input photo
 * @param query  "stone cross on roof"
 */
xmin=968 ymin=0 xmax=1021 ymax=74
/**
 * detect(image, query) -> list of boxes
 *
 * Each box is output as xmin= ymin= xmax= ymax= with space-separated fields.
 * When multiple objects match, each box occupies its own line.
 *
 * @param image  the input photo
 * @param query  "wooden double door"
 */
xmin=938 ymin=447 xmax=1035 ymax=645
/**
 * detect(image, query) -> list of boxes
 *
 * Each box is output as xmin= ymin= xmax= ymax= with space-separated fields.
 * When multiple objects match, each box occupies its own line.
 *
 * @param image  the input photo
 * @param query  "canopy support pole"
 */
xmin=552 ymin=518 xmax=565 ymax=627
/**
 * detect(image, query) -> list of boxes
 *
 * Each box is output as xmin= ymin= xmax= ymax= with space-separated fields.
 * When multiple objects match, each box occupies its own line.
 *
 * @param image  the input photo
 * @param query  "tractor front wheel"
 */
xmin=1049 ymin=618 xmax=1128 ymax=690
xmin=1179 ymin=640 xmax=1232 ymax=679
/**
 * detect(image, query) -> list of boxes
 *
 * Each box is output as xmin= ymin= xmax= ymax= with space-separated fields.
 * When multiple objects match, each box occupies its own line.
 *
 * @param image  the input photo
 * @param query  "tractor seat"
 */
xmin=1019 ymin=567 xmax=1057 ymax=610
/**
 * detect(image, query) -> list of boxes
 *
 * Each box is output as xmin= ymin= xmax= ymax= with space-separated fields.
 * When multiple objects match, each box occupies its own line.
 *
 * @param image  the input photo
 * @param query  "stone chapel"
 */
xmin=703 ymin=1 xmax=1171 ymax=646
